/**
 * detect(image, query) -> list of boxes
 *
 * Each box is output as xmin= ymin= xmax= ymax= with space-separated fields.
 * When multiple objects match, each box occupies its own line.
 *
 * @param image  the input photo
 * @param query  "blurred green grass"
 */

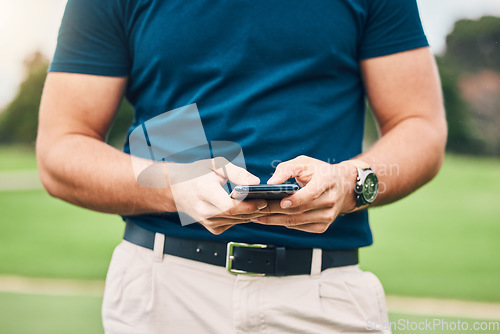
xmin=0 ymin=147 xmax=499 ymax=302
xmin=0 ymin=145 xmax=38 ymax=171
xmin=0 ymin=293 xmax=103 ymax=334
xmin=360 ymin=155 xmax=500 ymax=302
xmin=0 ymin=292 xmax=497 ymax=334
xmin=0 ymin=190 xmax=122 ymax=279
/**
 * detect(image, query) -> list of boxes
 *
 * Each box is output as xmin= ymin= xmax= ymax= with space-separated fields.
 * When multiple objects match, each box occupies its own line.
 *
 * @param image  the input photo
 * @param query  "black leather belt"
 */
xmin=124 ymin=221 xmax=358 ymax=276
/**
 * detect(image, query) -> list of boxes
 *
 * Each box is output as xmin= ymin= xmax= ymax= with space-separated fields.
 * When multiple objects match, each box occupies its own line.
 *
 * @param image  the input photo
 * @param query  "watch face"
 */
xmin=363 ymin=173 xmax=379 ymax=203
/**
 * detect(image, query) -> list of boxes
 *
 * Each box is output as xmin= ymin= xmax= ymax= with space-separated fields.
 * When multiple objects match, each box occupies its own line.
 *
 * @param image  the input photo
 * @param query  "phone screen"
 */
xmin=230 ymin=184 xmax=299 ymax=200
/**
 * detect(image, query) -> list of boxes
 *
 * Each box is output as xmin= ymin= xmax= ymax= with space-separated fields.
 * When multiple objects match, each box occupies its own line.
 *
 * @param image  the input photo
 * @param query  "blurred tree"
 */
xmin=445 ymin=16 xmax=500 ymax=73
xmin=439 ymin=16 xmax=500 ymax=156
xmin=0 ymin=51 xmax=133 ymax=147
xmin=458 ymin=70 xmax=500 ymax=155
xmin=363 ymin=16 xmax=500 ymax=156
xmin=0 ymin=52 xmax=48 ymax=144
xmin=436 ymin=57 xmax=479 ymax=154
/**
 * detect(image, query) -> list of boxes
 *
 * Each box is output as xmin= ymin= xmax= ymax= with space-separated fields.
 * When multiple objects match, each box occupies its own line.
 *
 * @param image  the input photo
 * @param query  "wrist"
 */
xmin=339 ymin=159 xmax=378 ymax=214
xmin=337 ymin=161 xmax=358 ymax=214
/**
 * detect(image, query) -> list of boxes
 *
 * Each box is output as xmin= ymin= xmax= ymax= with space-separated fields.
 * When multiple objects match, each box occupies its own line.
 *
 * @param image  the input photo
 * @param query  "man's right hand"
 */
xmin=164 ymin=157 xmax=269 ymax=235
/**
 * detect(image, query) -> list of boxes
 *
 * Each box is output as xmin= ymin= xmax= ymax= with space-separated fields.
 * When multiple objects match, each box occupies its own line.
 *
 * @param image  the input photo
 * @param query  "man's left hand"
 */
xmin=252 ymin=155 xmax=358 ymax=233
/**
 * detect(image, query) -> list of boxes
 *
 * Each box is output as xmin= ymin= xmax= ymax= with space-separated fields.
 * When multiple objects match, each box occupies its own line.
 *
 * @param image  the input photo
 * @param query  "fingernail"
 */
xmin=258 ymin=201 xmax=268 ymax=210
xmin=251 ymin=218 xmax=261 ymax=223
xmin=281 ymin=200 xmax=292 ymax=209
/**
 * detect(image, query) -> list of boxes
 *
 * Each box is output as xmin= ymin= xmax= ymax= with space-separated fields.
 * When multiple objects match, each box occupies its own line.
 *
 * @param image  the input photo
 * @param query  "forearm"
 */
xmin=356 ymin=116 xmax=447 ymax=206
xmin=37 ymin=133 xmax=176 ymax=215
xmin=354 ymin=48 xmax=448 ymax=207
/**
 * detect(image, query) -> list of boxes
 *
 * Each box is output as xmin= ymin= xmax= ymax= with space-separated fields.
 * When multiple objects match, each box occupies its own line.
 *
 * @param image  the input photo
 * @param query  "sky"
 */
xmin=1 ymin=0 xmax=500 ymax=109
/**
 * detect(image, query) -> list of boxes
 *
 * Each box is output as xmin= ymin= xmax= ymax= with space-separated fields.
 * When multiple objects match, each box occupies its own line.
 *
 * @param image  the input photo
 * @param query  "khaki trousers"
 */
xmin=102 ymin=236 xmax=390 ymax=334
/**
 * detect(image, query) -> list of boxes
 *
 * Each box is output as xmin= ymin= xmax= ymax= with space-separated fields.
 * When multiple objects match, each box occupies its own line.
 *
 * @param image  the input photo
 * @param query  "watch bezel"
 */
xmin=355 ymin=167 xmax=378 ymax=207
xmin=362 ymin=172 xmax=378 ymax=204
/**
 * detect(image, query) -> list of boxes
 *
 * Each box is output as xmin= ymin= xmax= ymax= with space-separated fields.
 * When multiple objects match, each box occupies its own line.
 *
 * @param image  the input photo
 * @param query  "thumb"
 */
xmin=225 ymin=164 xmax=260 ymax=185
xmin=267 ymin=160 xmax=298 ymax=185
xmin=213 ymin=158 xmax=260 ymax=185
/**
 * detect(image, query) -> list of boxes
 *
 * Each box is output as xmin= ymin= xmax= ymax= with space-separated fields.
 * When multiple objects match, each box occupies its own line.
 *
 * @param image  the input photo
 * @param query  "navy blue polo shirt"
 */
xmin=50 ymin=0 xmax=428 ymax=249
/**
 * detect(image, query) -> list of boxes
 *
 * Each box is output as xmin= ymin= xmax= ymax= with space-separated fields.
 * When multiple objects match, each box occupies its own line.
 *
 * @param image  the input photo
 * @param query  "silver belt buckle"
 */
xmin=226 ymin=242 xmax=268 ymax=276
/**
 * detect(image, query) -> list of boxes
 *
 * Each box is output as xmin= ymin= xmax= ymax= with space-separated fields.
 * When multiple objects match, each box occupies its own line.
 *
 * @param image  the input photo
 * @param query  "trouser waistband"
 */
xmin=124 ymin=220 xmax=358 ymax=276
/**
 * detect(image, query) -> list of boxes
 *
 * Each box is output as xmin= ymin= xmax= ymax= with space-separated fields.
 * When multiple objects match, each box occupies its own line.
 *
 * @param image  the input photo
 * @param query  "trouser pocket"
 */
xmin=319 ymin=266 xmax=390 ymax=333
xmin=102 ymin=241 xmax=156 ymax=334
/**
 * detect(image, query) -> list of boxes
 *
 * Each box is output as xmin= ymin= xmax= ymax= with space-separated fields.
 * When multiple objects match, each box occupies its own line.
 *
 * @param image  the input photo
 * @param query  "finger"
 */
xmin=198 ymin=184 xmax=237 ymax=218
xmin=200 ymin=216 xmax=252 ymax=235
xmin=252 ymin=209 xmax=336 ymax=227
xmin=200 ymin=183 xmax=269 ymax=218
xmin=217 ymin=200 xmax=280 ymax=219
xmin=204 ymin=217 xmax=252 ymax=227
xmin=267 ymin=158 xmax=306 ymax=185
xmin=207 ymin=225 xmax=232 ymax=235
xmin=279 ymin=177 xmax=328 ymax=209
xmin=216 ymin=199 xmax=268 ymax=217
xmin=287 ymin=223 xmax=330 ymax=234
xmin=259 ymin=193 xmax=336 ymax=214
xmin=200 ymin=220 xmax=241 ymax=235
xmin=223 ymin=211 xmax=276 ymax=220
xmin=212 ymin=158 xmax=260 ymax=185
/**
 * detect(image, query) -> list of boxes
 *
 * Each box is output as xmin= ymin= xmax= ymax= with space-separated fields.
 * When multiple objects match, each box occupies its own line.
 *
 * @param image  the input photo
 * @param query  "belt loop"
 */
xmin=153 ymin=233 xmax=165 ymax=263
xmin=310 ymin=248 xmax=322 ymax=277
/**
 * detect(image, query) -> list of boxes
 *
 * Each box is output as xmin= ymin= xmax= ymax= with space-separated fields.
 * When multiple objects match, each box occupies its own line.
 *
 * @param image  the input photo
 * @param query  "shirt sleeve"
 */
xmin=49 ymin=0 xmax=130 ymax=76
xmin=359 ymin=0 xmax=429 ymax=59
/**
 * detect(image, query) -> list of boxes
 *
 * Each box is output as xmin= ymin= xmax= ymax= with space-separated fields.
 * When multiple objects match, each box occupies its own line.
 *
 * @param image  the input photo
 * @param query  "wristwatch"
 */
xmin=349 ymin=160 xmax=379 ymax=211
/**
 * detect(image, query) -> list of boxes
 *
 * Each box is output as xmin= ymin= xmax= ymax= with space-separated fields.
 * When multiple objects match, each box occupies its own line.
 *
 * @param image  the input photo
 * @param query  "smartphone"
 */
xmin=230 ymin=184 xmax=299 ymax=200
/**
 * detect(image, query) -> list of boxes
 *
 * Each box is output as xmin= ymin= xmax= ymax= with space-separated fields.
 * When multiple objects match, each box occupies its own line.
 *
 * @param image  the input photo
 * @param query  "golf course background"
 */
xmin=1 ymin=146 xmax=499 ymax=333
xmin=2 ymin=147 xmax=499 ymax=300
xmin=1 ymin=7 xmax=500 ymax=333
